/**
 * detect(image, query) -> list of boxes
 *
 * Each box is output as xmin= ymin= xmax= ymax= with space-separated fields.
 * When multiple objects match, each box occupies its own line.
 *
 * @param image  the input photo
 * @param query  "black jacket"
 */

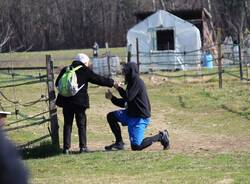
xmin=55 ymin=61 xmax=114 ymax=110
xmin=111 ymin=62 xmax=151 ymax=118
xmin=0 ymin=129 xmax=28 ymax=184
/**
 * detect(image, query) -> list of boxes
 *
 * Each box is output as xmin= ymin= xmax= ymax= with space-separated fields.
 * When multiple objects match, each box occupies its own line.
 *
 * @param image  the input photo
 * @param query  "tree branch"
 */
xmin=0 ymin=24 xmax=13 ymax=49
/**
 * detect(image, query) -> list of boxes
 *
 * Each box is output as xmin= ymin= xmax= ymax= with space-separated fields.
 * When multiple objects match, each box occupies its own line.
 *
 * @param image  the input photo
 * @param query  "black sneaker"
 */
xmin=63 ymin=149 xmax=70 ymax=155
xmin=159 ymin=130 xmax=170 ymax=150
xmin=104 ymin=142 xmax=124 ymax=151
xmin=79 ymin=147 xmax=89 ymax=153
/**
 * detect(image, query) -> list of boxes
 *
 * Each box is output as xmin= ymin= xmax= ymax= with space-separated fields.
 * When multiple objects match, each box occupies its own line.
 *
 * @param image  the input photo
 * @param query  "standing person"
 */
xmin=0 ymin=111 xmax=28 ymax=184
xmin=93 ymin=41 xmax=99 ymax=57
xmin=104 ymin=62 xmax=170 ymax=151
xmin=56 ymin=53 xmax=115 ymax=154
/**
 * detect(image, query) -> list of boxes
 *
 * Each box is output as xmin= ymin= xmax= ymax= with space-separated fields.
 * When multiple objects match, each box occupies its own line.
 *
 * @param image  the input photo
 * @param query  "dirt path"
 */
xmin=70 ymin=125 xmax=250 ymax=153
xmin=161 ymin=127 xmax=250 ymax=153
xmin=69 ymin=84 xmax=250 ymax=154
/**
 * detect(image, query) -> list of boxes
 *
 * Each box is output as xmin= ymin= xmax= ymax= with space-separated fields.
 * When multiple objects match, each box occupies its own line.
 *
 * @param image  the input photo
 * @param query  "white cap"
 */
xmin=0 ymin=111 xmax=11 ymax=115
xmin=74 ymin=53 xmax=90 ymax=65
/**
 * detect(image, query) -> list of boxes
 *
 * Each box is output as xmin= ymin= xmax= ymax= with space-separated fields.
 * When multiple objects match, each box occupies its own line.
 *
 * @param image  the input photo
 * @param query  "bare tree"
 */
xmin=207 ymin=0 xmax=212 ymax=12
xmin=152 ymin=0 xmax=156 ymax=11
xmin=218 ymin=0 xmax=248 ymax=39
xmin=0 ymin=0 xmax=249 ymax=51
xmin=0 ymin=24 xmax=13 ymax=52
xmin=160 ymin=0 xmax=166 ymax=10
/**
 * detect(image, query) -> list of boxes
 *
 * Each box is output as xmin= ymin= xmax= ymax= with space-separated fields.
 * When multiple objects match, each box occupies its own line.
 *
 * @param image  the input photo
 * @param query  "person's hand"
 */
xmin=114 ymin=81 xmax=121 ymax=89
xmin=105 ymin=89 xmax=113 ymax=100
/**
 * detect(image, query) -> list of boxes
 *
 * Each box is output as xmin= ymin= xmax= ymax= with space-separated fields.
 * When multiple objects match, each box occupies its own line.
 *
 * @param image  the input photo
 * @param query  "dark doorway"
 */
xmin=156 ymin=30 xmax=175 ymax=50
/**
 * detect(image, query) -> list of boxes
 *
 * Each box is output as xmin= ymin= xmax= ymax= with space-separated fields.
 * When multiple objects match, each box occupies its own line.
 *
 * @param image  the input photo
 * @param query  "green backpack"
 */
xmin=57 ymin=65 xmax=85 ymax=97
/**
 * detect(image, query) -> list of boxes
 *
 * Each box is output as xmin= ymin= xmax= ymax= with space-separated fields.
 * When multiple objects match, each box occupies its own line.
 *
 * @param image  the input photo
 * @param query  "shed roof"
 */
xmin=135 ymin=8 xmax=211 ymax=23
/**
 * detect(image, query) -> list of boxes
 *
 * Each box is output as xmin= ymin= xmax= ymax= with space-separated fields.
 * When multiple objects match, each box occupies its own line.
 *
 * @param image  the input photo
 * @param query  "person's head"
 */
xmin=74 ymin=53 xmax=90 ymax=67
xmin=122 ymin=62 xmax=139 ymax=84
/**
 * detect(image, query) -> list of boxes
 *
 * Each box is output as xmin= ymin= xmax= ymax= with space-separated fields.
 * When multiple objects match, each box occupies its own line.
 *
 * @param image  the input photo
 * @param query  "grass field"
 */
xmin=0 ymin=49 xmax=250 ymax=184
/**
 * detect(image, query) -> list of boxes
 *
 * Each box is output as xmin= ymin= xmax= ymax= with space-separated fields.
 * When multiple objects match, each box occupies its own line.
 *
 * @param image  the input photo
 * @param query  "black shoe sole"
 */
xmin=104 ymin=145 xmax=124 ymax=151
xmin=160 ymin=130 xmax=170 ymax=150
xmin=104 ymin=147 xmax=124 ymax=151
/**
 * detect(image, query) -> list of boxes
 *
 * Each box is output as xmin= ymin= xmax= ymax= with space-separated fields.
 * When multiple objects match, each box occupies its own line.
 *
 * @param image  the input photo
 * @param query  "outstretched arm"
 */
xmin=88 ymin=69 xmax=114 ymax=87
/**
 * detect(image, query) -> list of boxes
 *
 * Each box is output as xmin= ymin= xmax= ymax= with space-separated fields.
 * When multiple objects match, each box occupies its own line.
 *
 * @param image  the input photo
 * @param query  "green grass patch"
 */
xmin=26 ymin=152 xmax=250 ymax=184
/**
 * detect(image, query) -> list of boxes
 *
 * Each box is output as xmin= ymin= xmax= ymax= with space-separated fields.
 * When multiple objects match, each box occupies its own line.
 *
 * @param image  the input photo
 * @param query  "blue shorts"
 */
xmin=114 ymin=109 xmax=150 ymax=145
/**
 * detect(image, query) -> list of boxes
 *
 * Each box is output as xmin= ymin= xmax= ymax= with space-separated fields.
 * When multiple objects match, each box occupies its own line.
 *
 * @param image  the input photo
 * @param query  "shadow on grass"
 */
xmin=62 ymin=150 xmax=110 ymax=155
xmin=20 ymin=141 xmax=61 ymax=160
xmin=221 ymin=105 xmax=250 ymax=120
xmin=20 ymin=142 xmax=115 ymax=159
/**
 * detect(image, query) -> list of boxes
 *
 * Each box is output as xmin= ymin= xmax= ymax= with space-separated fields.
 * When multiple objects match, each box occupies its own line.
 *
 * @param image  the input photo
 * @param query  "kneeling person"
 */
xmin=105 ymin=62 xmax=169 ymax=151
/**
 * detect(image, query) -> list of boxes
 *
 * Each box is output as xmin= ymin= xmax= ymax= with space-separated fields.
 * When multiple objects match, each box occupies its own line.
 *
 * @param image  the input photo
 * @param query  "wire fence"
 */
xmin=110 ymin=40 xmax=250 ymax=82
xmin=0 ymin=66 xmax=51 ymax=150
xmin=86 ymin=43 xmax=250 ymax=85
xmin=1 ymin=38 xmax=249 ymax=149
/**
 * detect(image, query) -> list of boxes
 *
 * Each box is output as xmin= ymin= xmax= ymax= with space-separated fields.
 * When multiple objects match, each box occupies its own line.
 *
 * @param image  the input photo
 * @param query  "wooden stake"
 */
xmin=127 ymin=44 xmax=131 ymax=63
xmin=46 ymin=55 xmax=59 ymax=148
xmin=238 ymin=33 xmax=243 ymax=80
xmin=136 ymin=38 xmax=140 ymax=72
xmin=105 ymin=42 xmax=111 ymax=77
xmin=217 ymin=28 xmax=223 ymax=88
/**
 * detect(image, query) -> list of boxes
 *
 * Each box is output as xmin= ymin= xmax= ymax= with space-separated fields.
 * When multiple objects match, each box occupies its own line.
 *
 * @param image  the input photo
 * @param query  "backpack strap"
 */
xmin=71 ymin=65 xmax=82 ymax=72
xmin=72 ymin=65 xmax=85 ymax=92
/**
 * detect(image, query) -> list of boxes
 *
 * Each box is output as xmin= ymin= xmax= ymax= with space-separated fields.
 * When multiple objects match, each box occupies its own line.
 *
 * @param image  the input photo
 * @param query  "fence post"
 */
xmin=136 ymin=38 xmax=140 ymax=72
xmin=105 ymin=42 xmax=111 ymax=77
xmin=127 ymin=44 xmax=131 ymax=63
xmin=246 ymin=57 xmax=249 ymax=80
xmin=238 ymin=33 xmax=243 ymax=80
xmin=46 ymin=55 xmax=60 ymax=148
xmin=217 ymin=28 xmax=223 ymax=88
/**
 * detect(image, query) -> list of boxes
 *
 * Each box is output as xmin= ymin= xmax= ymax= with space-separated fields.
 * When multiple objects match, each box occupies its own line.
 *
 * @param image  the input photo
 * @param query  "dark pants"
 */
xmin=63 ymin=107 xmax=87 ymax=150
